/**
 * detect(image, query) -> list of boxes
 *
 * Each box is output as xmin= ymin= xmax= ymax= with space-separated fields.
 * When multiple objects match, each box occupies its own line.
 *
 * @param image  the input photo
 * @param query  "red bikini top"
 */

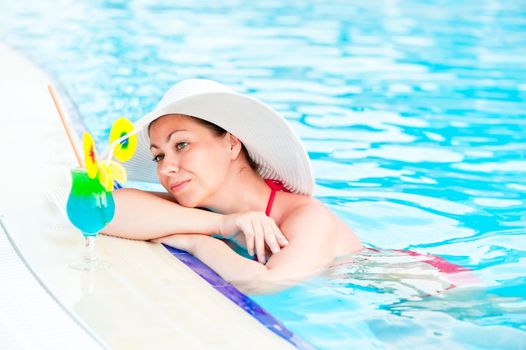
xmin=264 ymin=179 xmax=290 ymax=216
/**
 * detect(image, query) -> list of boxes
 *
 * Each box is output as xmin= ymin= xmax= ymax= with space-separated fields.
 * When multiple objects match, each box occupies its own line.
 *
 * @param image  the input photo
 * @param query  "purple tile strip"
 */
xmin=164 ymin=245 xmax=316 ymax=350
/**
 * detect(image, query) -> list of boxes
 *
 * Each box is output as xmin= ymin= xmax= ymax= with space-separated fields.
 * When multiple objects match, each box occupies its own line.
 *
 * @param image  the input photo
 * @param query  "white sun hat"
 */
xmin=121 ymin=79 xmax=314 ymax=195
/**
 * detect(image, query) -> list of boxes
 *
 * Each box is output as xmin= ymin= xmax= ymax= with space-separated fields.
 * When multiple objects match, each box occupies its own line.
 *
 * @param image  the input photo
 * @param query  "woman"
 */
xmin=104 ymin=79 xmax=363 ymax=292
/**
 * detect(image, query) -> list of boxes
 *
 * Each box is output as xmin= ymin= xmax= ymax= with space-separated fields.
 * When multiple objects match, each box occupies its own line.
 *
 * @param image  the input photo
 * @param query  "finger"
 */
xmin=252 ymin=219 xmax=266 ymax=264
xmin=263 ymin=223 xmax=281 ymax=254
xmin=271 ymin=221 xmax=288 ymax=247
xmin=243 ymin=225 xmax=255 ymax=256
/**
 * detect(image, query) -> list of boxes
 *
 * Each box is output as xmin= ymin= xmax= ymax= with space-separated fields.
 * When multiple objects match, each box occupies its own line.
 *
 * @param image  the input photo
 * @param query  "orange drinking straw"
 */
xmin=48 ymin=84 xmax=84 ymax=167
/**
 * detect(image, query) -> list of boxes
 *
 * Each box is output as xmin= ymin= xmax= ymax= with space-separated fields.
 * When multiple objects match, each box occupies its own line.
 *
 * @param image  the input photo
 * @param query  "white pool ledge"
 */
xmin=0 ymin=42 xmax=294 ymax=350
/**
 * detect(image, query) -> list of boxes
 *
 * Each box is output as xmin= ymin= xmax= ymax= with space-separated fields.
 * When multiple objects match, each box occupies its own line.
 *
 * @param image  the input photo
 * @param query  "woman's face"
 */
xmin=149 ymin=115 xmax=235 ymax=208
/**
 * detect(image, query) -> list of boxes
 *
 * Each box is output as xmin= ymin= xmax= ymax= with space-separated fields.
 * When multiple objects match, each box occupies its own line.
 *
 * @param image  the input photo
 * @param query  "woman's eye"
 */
xmin=152 ymin=154 xmax=164 ymax=163
xmin=176 ymin=142 xmax=189 ymax=151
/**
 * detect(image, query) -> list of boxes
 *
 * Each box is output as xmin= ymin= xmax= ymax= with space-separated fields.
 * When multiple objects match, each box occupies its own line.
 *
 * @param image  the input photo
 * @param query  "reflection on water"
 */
xmin=327 ymin=248 xmax=477 ymax=299
xmin=1 ymin=0 xmax=525 ymax=348
xmin=255 ymin=248 xmax=525 ymax=349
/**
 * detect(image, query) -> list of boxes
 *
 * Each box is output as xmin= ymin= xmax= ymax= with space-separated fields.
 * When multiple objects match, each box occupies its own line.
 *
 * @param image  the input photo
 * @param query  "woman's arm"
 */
xmin=154 ymin=203 xmax=342 ymax=293
xmin=104 ymin=188 xmax=288 ymax=261
xmin=103 ymin=188 xmax=222 ymax=240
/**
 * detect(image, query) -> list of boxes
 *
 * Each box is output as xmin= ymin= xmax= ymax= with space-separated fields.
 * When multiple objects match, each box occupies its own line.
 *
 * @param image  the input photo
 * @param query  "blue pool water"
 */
xmin=1 ymin=1 xmax=525 ymax=349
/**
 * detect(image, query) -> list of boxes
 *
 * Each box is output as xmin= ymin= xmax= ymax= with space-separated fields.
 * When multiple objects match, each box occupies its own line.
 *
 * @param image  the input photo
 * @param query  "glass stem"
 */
xmin=84 ymin=236 xmax=97 ymax=263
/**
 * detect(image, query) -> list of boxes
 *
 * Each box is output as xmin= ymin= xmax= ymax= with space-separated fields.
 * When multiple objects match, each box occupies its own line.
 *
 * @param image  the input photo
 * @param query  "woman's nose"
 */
xmin=160 ymin=156 xmax=180 ymax=175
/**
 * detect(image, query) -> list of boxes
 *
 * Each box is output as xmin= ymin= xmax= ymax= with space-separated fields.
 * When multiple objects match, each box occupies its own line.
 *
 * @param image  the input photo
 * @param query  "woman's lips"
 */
xmin=170 ymin=180 xmax=190 ymax=193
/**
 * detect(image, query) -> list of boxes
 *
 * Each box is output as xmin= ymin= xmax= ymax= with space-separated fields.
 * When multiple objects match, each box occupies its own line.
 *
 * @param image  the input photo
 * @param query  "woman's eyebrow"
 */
xmin=150 ymin=129 xmax=188 ymax=149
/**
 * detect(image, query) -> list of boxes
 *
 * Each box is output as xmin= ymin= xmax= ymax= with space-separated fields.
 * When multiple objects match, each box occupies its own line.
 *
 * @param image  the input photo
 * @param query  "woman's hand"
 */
xmin=219 ymin=212 xmax=288 ymax=264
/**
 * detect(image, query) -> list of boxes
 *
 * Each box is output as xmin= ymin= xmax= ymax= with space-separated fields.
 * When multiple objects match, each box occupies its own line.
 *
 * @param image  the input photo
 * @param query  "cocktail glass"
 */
xmin=66 ymin=167 xmax=114 ymax=270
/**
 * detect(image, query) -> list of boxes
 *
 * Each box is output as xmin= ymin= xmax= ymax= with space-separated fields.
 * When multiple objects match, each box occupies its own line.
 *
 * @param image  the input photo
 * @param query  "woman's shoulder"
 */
xmin=278 ymin=195 xmax=335 ymax=236
xmin=286 ymin=196 xmax=329 ymax=216
xmin=280 ymin=192 xmax=331 ymax=214
xmin=277 ymin=194 xmax=361 ymax=255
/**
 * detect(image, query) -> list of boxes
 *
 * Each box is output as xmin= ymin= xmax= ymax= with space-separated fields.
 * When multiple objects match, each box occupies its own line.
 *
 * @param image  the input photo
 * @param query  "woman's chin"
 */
xmin=173 ymin=194 xmax=202 ymax=208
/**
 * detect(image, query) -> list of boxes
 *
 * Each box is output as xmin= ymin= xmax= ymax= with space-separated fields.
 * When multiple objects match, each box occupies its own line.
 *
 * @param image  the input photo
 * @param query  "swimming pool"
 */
xmin=1 ymin=0 xmax=525 ymax=348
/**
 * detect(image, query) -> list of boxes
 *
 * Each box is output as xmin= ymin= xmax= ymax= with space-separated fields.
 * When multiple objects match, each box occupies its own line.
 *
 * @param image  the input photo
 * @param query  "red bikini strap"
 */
xmin=264 ymin=179 xmax=290 ymax=217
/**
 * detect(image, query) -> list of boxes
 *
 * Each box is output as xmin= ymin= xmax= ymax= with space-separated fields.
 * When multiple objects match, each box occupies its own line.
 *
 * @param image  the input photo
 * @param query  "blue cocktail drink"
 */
xmin=67 ymin=167 xmax=114 ymax=270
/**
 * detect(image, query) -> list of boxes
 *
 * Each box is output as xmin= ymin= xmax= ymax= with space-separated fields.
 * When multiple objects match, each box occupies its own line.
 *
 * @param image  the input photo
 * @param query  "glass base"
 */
xmin=69 ymin=235 xmax=110 ymax=271
xmin=69 ymin=257 xmax=110 ymax=271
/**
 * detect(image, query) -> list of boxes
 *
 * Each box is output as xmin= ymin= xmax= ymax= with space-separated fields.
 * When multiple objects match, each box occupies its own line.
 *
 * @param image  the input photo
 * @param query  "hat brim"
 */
xmin=119 ymin=91 xmax=314 ymax=195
